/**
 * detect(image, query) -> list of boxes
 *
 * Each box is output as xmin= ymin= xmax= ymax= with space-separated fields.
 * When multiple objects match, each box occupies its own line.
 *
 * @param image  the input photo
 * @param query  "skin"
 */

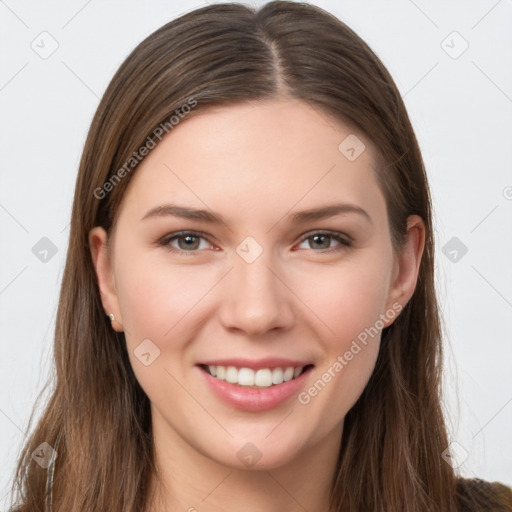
xmin=89 ymin=98 xmax=425 ymax=512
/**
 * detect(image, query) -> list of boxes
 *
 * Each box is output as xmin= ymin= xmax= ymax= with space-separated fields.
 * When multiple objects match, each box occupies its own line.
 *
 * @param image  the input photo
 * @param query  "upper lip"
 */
xmin=197 ymin=358 xmax=314 ymax=370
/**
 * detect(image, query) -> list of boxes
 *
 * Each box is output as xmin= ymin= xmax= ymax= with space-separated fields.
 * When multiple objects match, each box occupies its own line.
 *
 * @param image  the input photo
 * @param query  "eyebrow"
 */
xmin=141 ymin=202 xmax=372 ymax=225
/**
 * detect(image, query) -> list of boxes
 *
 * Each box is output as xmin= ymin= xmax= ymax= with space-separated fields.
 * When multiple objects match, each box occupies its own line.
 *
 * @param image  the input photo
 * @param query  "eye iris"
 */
xmin=178 ymin=235 xmax=200 ymax=250
xmin=310 ymin=234 xmax=330 ymax=250
xmin=168 ymin=233 xmax=343 ymax=252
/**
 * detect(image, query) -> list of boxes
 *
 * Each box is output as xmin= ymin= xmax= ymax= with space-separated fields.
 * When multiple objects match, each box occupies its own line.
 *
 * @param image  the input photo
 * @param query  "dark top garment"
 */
xmin=456 ymin=478 xmax=512 ymax=511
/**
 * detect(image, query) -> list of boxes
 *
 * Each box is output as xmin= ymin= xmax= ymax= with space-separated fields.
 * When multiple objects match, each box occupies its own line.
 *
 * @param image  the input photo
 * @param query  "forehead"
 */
xmin=116 ymin=99 xmax=385 ymax=229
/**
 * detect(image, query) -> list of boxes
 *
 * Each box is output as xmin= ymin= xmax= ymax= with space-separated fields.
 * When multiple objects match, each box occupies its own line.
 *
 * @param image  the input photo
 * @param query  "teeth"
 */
xmin=271 ymin=367 xmax=283 ymax=385
xmin=206 ymin=365 xmax=307 ymax=387
xmin=216 ymin=366 xmax=226 ymax=380
xmin=255 ymin=369 xmax=272 ymax=387
xmin=225 ymin=366 xmax=238 ymax=383
xmin=238 ymin=367 xmax=255 ymax=386
xmin=283 ymin=367 xmax=294 ymax=381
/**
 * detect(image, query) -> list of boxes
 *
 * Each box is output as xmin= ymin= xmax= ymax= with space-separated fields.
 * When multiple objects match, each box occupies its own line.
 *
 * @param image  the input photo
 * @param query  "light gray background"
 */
xmin=1 ymin=0 xmax=511 ymax=506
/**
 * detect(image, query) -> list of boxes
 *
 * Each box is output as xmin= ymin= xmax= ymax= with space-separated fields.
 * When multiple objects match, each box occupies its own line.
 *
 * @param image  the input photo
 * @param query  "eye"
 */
xmin=158 ymin=230 xmax=352 ymax=256
xmin=158 ymin=231 xmax=214 ymax=255
xmin=296 ymin=230 xmax=352 ymax=253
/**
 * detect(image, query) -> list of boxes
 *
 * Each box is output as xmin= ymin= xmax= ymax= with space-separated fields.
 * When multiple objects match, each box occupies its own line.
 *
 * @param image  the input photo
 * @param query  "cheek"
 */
xmin=296 ymin=280 xmax=383 ymax=427
xmin=302 ymin=342 xmax=380 ymax=425
xmin=114 ymin=248 xmax=212 ymax=340
xmin=292 ymin=254 xmax=391 ymax=343
xmin=114 ymin=254 xmax=205 ymax=404
xmin=292 ymin=256 xmax=389 ymax=410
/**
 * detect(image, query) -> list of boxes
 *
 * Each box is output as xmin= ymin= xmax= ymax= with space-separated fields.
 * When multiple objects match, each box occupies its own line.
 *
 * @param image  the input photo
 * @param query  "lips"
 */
xmin=196 ymin=358 xmax=314 ymax=411
xmin=197 ymin=358 xmax=313 ymax=388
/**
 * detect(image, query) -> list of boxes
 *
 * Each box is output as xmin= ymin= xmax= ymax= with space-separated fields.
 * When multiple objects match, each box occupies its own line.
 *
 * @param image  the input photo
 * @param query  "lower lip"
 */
xmin=198 ymin=366 xmax=313 ymax=412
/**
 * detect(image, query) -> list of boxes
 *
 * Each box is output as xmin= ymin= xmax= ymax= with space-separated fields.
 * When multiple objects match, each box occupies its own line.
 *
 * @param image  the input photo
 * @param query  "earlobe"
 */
xmin=384 ymin=215 xmax=426 ymax=326
xmin=88 ymin=226 xmax=124 ymax=332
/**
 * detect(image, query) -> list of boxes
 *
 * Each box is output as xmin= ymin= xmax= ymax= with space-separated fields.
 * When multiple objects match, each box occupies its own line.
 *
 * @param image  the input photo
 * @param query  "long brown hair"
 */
xmin=8 ymin=2 xmax=509 ymax=511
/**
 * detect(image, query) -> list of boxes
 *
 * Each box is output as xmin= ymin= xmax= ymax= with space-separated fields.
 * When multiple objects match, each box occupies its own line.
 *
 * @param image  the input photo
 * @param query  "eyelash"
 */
xmin=157 ymin=230 xmax=352 ymax=256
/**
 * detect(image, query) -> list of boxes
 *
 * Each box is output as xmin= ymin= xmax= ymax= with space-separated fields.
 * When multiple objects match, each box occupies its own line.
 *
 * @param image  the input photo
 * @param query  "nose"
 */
xmin=218 ymin=248 xmax=295 ymax=337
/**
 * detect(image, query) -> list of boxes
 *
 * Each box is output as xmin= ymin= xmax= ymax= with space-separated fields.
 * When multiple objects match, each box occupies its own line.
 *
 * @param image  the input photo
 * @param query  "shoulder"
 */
xmin=456 ymin=478 xmax=512 ymax=511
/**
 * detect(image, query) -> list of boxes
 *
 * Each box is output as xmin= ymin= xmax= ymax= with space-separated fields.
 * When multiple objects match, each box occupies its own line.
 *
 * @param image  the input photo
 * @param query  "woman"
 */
xmin=9 ymin=1 xmax=512 ymax=511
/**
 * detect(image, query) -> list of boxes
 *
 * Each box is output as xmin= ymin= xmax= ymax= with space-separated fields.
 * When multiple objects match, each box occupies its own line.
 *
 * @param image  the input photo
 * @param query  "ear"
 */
xmin=88 ymin=226 xmax=124 ymax=332
xmin=383 ymin=215 xmax=426 ymax=327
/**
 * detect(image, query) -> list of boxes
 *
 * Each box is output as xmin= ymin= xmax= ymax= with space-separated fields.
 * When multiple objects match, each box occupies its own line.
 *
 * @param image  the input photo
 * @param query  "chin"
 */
xmin=205 ymin=431 xmax=309 ymax=472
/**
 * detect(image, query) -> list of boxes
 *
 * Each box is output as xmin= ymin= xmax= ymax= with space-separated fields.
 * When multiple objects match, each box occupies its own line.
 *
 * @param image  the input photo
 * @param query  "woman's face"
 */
xmin=90 ymin=99 xmax=423 ymax=471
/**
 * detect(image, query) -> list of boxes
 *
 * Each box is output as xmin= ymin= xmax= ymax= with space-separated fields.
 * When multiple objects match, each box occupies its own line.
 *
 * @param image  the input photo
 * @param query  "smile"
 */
xmin=201 ymin=364 xmax=312 ymax=388
xmin=196 ymin=360 xmax=315 ymax=411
